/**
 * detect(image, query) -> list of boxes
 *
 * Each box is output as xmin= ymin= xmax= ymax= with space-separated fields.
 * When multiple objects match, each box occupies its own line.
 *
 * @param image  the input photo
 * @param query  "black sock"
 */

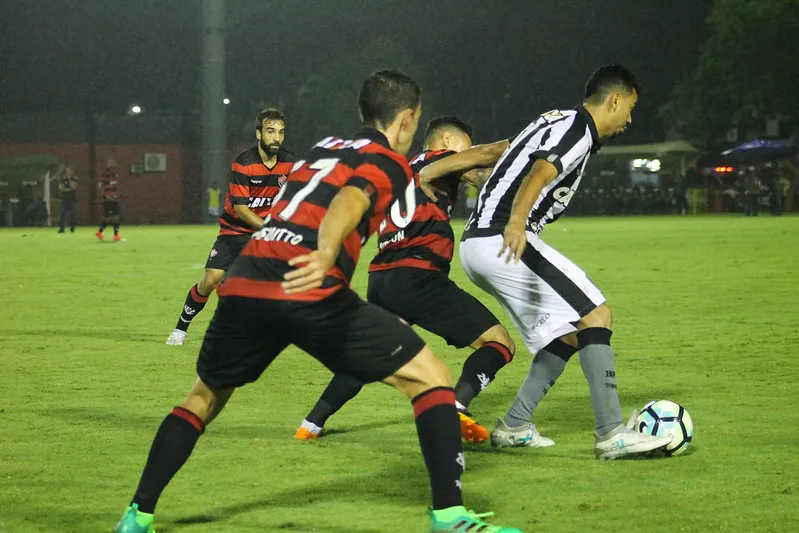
xmin=413 ymin=387 xmax=464 ymax=510
xmin=132 ymin=407 xmax=205 ymax=514
xmin=306 ymin=374 xmax=365 ymax=427
xmin=113 ymin=222 xmax=120 ymax=235
xmin=98 ymin=222 xmax=107 ymax=232
xmin=454 ymin=341 xmax=513 ymax=409
xmin=175 ymin=284 xmax=209 ymax=332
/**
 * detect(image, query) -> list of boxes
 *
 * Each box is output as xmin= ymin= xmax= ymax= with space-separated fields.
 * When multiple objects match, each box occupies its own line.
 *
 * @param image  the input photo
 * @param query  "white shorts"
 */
xmin=459 ymin=232 xmax=605 ymax=354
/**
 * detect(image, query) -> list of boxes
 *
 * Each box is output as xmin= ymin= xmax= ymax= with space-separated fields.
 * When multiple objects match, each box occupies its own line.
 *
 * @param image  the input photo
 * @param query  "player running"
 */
xmin=114 ymin=70 xmax=521 ymax=533
xmin=458 ymin=64 xmax=672 ymax=459
xmin=165 ymin=108 xmax=295 ymax=346
xmin=294 ymin=117 xmax=535 ymax=445
xmin=96 ymin=159 xmax=122 ymax=241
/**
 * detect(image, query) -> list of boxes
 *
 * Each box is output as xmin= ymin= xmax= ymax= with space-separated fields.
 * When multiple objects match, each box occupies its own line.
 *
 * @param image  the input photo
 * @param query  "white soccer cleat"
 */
xmin=165 ymin=329 xmax=187 ymax=346
xmin=490 ymin=418 xmax=555 ymax=448
xmin=594 ymin=411 xmax=672 ymax=460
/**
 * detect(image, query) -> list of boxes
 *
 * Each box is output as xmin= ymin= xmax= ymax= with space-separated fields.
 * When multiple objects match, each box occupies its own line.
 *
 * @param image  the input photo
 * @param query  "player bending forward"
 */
xmin=295 ymin=116 xmax=548 ymax=445
xmin=115 ymin=70 xmax=521 ymax=533
xmin=458 ymin=64 xmax=672 ymax=459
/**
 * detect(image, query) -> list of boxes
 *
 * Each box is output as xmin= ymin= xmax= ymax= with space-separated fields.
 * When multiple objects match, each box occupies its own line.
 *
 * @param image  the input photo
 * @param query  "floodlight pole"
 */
xmin=201 ymin=0 xmax=227 ymax=221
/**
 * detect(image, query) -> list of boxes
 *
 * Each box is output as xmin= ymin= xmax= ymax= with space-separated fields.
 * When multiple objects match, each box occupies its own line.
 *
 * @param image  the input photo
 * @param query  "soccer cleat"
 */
xmin=96 ymin=231 xmax=104 ymax=241
xmin=427 ymin=506 xmax=523 ymax=533
xmin=294 ymin=419 xmax=324 ymax=439
xmin=490 ymin=418 xmax=555 ymax=448
xmin=165 ymin=329 xmax=187 ymax=346
xmin=114 ymin=234 xmax=122 ymax=242
xmin=114 ymin=504 xmax=155 ymax=533
xmin=594 ymin=411 xmax=672 ymax=460
xmin=458 ymin=409 xmax=489 ymax=443
xmin=294 ymin=427 xmax=322 ymax=440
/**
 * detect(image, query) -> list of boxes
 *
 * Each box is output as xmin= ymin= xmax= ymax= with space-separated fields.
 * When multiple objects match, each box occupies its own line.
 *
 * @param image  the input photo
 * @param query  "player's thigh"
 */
xmin=291 ymin=289 xmax=426 ymax=384
xmin=460 ymin=234 xmax=602 ymax=353
xmin=197 ymin=296 xmax=290 ymax=390
xmin=393 ymin=269 xmax=501 ymax=349
xmin=204 ymin=234 xmax=249 ymax=271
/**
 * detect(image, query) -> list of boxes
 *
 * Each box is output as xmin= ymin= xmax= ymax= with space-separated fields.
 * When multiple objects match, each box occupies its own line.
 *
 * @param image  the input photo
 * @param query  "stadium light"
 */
xmin=223 ymin=98 xmax=230 ymax=105
xmin=129 ymin=104 xmax=142 ymax=115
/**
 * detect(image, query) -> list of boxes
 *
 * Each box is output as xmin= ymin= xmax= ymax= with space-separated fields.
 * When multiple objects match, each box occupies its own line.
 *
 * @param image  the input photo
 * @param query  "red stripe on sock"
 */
xmin=412 ymin=387 xmax=456 ymax=418
xmin=484 ymin=341 xmax=513 ymax=363
xmin=171 ymin=407 xmax=205 ymax=433
xmin=190 ymin=284 xmax=209 ymax=303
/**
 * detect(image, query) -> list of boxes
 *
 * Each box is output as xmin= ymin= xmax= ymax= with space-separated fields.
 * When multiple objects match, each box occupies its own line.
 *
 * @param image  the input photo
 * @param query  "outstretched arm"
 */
xmin=419 ymin=140 xmax=509 ymax=200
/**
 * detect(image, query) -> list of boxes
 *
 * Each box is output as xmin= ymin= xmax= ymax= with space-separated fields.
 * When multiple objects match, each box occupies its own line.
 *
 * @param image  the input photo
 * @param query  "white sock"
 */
xmin=300 ymin=419 xmax=323 ymax=435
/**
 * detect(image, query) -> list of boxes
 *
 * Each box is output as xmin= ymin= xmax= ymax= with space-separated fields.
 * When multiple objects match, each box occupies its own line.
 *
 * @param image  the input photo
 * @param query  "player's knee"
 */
xmin=473 ymin=324 xmax=515 ymax=360
xmin=579 ymin=304 xmax=612 ymax=330
xmin=199 ymin=269 xmax=225 ymax=294
xmin=180 ymin=378 xmax=232 ymax=424
xmin=386 ymin=346 xmax=451 ymax=398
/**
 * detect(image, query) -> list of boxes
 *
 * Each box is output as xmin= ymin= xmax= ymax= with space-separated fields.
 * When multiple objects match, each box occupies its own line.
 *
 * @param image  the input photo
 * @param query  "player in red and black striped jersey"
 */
xmin=166 ymin=108 xmax=295 ymax=346
xmin=116 ymin=71 xmax=521 ymax=533
xmin=96 ymin=159 xmax=122 ymax=242
xmin=295 ymin=117 xmax=517 ymax=444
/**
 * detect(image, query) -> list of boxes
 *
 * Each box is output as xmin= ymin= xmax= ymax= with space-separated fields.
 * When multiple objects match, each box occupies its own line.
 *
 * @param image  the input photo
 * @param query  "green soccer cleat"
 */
xmin=427 ymin=506 xmax=523 ymax=532
xmin=114 ymin=504 xmax=155 ymax=533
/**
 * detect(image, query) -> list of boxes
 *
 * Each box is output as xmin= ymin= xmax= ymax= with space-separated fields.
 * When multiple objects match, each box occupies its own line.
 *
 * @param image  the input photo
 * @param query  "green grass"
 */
xmin=1 ymin=216 xmax=798 ymax=533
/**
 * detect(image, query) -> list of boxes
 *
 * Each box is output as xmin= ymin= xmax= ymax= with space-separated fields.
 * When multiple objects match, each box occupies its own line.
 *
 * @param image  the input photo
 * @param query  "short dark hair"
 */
xmin=584 ymin=64 xmax=640 ymax=104
xmin=424 ymin=115 xmax=473 ymax=141
xmin=358 ymin=70 xmax=421 ymax=128
xmin=255 ymin=107 xmax=286 ymax=132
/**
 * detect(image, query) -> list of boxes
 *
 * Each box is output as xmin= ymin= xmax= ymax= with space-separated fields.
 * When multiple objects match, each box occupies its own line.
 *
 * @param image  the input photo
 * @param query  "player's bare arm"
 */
xmin=233 ymin=203 xmax=265 ymax=230
xmin=419 ymin=139 xmax=509 ymax=201
xmin=499 ymin=158 xmax=559 ymax=264
xmin=283 ymin=186 xmax=370 ymax=294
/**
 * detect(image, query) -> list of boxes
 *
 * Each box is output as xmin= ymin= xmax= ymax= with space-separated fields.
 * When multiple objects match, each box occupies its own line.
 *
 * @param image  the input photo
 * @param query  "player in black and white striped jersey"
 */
xmin=458 ymin=64 xmax=672 ymax=459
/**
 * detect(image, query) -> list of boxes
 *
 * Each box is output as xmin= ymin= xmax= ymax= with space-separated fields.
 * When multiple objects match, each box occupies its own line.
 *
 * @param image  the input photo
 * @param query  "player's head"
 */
xmin=424 ymin=116 xmax=473 ymax=152
xmin=255 ymin=107 xmax=286 ymax=157
xmin=583 ymin=64 xmax=639 ymax=139
xmin=358 ymin=70 xmax=422 ymax=156
xmin=65 ymin=165 xmax=74 ymax=177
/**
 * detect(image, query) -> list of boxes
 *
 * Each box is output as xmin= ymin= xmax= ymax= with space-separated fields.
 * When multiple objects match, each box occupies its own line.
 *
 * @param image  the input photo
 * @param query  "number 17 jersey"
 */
xmin=218 ymin=129 xmax=413 ymax=302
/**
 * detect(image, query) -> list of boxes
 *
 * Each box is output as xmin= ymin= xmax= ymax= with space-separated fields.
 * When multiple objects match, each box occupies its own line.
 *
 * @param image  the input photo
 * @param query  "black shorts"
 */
xmin=196 ymin=289 xmax=425 ymax=389
xmin=367 ymin=267 xmax=500 ymax=348
xmin=204 ymin=234 xmax=251 ymax=270
xmin=102 ymin=201 xmax=120 ymax=218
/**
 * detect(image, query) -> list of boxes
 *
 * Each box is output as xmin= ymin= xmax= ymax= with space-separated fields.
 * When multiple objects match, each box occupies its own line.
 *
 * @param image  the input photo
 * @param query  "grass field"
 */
xmin=1 ymin=216 xmax=798 ymax=533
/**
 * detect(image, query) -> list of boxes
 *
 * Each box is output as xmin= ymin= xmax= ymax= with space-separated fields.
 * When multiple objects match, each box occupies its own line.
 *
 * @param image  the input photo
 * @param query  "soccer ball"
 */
xmin=637 ymin=400 xmax=694 ymax=456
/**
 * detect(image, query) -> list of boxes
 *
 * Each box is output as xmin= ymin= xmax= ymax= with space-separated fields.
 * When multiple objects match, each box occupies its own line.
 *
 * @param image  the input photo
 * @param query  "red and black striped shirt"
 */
xmin=218 ymin=129 xmax=413 ymax=302
xmin=218 ymin=146 xmax=296 ymax=236
xmin=368 ymin=149 xmax=461 ymax=274
xmin=99 ymin=168 xmax=119 ymax=201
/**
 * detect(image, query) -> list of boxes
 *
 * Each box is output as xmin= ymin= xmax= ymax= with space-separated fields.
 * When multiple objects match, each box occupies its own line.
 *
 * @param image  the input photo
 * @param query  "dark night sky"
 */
xmin=0 ymin=0 xmax=711 ymax=144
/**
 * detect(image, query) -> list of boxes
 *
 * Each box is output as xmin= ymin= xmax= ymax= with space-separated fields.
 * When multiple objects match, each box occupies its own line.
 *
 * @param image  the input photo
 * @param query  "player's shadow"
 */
xmin=159 ymin=464 xmax=494 ymax=532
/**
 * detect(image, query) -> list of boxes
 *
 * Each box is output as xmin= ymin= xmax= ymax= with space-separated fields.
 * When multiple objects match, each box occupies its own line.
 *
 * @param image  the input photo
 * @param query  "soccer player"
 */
xmin=114 ymin=71 xmax=521 ymax=533
xmin=294 ymin=117 xmax=537 ymax=445
xmin=165 ymin=108 xmax=295 ymax=346
xmin=54 ymin=165 xmax=78 ymax=233
xmin=458 ymin=64 xmax=672 ymax=459
xmin=96 ymin=159 xmax=121 ymax=241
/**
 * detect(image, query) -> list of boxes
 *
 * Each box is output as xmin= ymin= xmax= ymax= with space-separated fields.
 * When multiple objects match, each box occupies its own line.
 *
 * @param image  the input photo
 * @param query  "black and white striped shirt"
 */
xmin=463 ymin=105 xmax=600 ymax=239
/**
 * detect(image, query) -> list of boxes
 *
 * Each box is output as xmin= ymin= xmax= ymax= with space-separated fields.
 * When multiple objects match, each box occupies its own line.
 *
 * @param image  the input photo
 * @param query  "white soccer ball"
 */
xmin=637 ymin=400 xmax=694 ymax=456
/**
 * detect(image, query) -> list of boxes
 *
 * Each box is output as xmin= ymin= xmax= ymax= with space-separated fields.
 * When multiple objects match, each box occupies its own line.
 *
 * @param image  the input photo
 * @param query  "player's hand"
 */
xmin=498 ymin=218 xmax=527 ymax=264
xmin=282 ymin=249 xmax=336 ymax=294
xmin=419 ymin=178 xmax=442 ymax=203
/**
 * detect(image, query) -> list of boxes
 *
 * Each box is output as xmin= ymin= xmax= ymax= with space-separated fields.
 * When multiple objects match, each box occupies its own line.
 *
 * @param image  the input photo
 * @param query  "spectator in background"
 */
xmin=779 ymin=159 xmax=798 ymax=213
xmin=54 ymin=165 xmax=79 ymax=232
xmin=742 ymin=167 xmax=761 ymax=217
xmin=207 ymin=182 xmax=221 ymax=223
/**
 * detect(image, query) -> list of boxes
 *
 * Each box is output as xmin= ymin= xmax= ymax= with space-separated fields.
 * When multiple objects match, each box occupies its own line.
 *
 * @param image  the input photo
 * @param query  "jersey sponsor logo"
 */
xmin=250 ymin=179 xmax=263 ymax=184
xmin=248 ymin=197 xmax=271 ymax=209
xmin=252 ymin=225 xmax=304 ymax=245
